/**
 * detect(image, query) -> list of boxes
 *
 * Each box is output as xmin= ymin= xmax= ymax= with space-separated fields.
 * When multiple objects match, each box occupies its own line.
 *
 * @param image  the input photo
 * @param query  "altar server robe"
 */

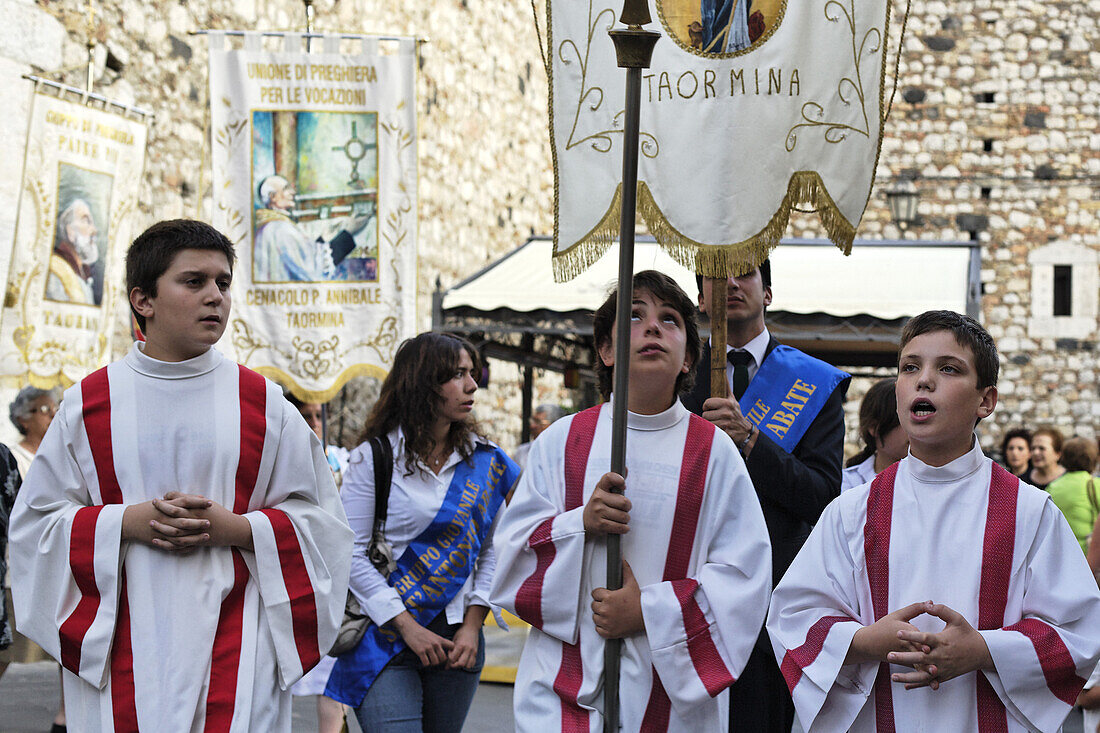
xmin=490 ymin=399 xmax=772 ymax=732
xmin=8 ymin=345 xmax=353 ymax=733
xmin=767 ymin=442 xmax=1100 ymax=733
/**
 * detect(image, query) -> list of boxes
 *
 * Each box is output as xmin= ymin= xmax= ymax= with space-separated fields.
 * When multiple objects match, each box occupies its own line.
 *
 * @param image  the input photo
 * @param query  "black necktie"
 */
xmin=727 ymin=350 xmax=752 ymax=401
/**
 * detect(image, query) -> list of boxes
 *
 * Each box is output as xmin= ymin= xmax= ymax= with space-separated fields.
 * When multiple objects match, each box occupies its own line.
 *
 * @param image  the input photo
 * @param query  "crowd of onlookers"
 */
xmin=997 ymin=426 xmax=1100 ymax=726
xmin=997 ymin=426 xmax=1100 ymax=555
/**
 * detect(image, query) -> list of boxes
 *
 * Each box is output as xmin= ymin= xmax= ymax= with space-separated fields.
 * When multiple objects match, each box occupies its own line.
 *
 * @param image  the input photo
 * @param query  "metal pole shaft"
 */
xmin=603 ymin=11 xmax=659 ymax=728
xmin=603 ymin=62 xmax=643 ymax=733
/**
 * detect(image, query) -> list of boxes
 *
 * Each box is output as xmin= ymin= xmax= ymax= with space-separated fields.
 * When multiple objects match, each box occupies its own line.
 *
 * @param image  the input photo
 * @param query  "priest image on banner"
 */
xmin=45 ymin=198 xmax=101 ymax=305
xmin=253 ymin=175 xmax=366 ymax=283
xmin=698 ymin=0 xmax=767 ymax=53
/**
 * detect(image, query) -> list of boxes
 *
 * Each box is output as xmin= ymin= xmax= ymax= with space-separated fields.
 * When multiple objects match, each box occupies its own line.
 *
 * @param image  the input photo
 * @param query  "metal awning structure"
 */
xmin=433 ymin=235 xmax=980 ymax=373
xmin=434 ymin=235 xmax=981 ymax=436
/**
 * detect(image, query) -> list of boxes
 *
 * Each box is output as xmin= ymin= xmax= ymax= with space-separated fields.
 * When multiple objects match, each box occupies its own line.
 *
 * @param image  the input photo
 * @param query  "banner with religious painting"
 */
xmin=208 ymin=32 xmax=418 ymax=401
xmin=548 ymin=0 xmax=893 ymax=280
xmin=0 ymin=87 xmax=148 ymax=390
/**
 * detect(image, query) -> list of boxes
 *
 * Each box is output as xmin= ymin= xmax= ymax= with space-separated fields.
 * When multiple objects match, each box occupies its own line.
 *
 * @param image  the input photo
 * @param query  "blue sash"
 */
xmin=325 ymin=444 xmax=520 ymax=706
xmin=739 ymin=345 xmax=849 ymax=453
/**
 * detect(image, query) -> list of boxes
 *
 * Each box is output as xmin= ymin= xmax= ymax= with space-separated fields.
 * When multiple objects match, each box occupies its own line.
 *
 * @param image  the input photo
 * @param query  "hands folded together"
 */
xmin=847 ymin=600 xmax=994 ymax=691
xmin=122 ymin=492 xmax=254 ymax=551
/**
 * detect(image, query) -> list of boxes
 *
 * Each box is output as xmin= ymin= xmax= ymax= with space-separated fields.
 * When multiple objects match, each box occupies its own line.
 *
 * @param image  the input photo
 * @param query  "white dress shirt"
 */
xmin=841 ymin=454 xmax=877 ymax=491
xmin=714 ymin=326 xmax=770 ymax=392
xmin=341 ymin=427 xmax=498 ymax=627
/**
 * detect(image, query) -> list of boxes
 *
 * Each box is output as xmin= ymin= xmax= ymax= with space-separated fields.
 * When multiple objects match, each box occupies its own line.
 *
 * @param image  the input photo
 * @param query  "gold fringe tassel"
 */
xmin=552 ymin=171 xmax=856 ymax=282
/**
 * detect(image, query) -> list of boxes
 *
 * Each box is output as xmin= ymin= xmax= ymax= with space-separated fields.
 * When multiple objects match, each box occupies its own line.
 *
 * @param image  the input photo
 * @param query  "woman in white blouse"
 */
xmin=326 ymin=333 xmax=521 ymax=732
xmin=841 ymin=377 xmax=908 ymax=491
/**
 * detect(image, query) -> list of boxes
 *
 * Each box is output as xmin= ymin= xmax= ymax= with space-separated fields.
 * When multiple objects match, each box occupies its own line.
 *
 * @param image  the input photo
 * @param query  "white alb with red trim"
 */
xmin=766 ymin=441 xmax=1100 ymax=732
xmin=8 ymin=344 xmax=352 ymax=733
xmin=490 ymin=398 xmax=772 ymax=732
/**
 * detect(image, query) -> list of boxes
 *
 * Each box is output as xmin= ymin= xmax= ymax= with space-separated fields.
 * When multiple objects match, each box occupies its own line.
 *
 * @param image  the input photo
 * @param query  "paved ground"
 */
xmin=5 ymin=661 xmax=1086 ymax=733
xmin=0 ymin=662 xmax=515 ymax=732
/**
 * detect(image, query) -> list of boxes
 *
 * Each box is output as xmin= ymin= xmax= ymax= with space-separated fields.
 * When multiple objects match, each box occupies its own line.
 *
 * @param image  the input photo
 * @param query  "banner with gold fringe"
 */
xmin=548 ymin=0 xmax=892 ymax=280
xmin=0 ymin=84 xmax=148 ymax=393
xmin=208 ymin=31 xmax=418 ymax=402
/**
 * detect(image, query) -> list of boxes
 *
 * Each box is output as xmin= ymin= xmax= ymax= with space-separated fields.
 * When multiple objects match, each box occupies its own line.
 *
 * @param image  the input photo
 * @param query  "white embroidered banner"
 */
xmin=549 ymin=0 xmax=892 ymax=280
xmin=0 ymin=89 xmax=148 ymax=389
xmin=208 ymin=32 xmax=418 ymax=401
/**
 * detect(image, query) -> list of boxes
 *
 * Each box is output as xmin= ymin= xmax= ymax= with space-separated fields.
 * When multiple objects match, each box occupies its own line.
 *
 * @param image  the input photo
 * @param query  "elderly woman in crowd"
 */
xmin=1029 ymin=425 xmax=1067 ymax=490
xmin=8 ymin=386 xmax=59 ymax=477
xmin=4 ymin=386 xmax=65 ymax=732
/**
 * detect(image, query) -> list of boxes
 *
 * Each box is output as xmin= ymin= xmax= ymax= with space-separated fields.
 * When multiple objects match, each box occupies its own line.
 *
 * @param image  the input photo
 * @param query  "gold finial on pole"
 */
xmin=618 ymin=0 xmax=652 ymax=29
xmin=304 ymin=0 xmax=316 ymax=34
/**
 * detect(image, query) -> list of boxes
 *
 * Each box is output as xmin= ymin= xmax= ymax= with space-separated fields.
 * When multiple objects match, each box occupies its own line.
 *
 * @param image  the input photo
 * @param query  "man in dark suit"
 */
xmin=681 ymin=259 xmax=849 ymax=733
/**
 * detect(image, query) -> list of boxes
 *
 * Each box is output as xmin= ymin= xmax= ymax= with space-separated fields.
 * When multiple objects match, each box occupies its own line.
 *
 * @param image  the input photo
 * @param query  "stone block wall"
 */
xmin=1 ymin=0 xmax=1096 ymax=454
xmin=806 ymin=0 xmax=1100 ymax=455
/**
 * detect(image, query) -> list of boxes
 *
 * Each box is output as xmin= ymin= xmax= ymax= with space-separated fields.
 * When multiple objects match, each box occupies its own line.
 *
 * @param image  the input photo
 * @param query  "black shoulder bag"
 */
xmin=329 ymin=435 xmax=397 ymax=656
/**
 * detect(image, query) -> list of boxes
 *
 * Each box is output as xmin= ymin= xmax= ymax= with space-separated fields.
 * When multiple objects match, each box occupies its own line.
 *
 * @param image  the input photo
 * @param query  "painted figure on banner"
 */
xmin=660 ymin=0 xmax=779 ymax=54
xmin=251 ymin=110 xmax=380 ymax=284
xmin=45 ymin=165 xmax=112 ymax=306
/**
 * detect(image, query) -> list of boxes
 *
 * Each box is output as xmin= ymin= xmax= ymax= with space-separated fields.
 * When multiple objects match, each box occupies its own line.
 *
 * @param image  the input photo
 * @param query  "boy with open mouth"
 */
xmin=767 ymin=309 xmax=1100 ymax=732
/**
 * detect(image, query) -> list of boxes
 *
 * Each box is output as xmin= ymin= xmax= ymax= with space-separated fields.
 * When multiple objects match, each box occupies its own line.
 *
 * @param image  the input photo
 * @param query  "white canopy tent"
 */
xmin=441 ymin=237 xmax=977 ymax=319
xmin=433 ymin=236 xmax=981 ymax=434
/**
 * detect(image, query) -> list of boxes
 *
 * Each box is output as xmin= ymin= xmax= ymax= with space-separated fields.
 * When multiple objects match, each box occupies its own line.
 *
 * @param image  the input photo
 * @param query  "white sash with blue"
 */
xmin=739 ymin=346 xmax=849 ymax=453
xmin=325 ymin=444 xmax=520 ymax=705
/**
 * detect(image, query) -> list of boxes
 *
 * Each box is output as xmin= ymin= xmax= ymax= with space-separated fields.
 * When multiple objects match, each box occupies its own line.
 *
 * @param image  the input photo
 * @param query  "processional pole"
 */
xmin=304 ymin=0 xmax=316 ymax=53
xmin=299 ymin=0 xmax=330 ymax=449
xmin=84 ymin=1 xmax=96 ymax=93
xmin=604 ymin=3 xmax=659 ymax=731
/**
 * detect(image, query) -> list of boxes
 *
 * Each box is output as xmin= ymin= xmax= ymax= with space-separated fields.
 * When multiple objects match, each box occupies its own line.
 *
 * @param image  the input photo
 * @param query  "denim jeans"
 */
xmin=355 ymin=613 xmax=485 ymax=733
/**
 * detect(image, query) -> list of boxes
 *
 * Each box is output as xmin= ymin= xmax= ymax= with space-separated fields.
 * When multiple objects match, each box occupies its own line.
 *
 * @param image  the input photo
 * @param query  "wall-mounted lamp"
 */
xmin=886 ymin=179 xmax=920 ymax=230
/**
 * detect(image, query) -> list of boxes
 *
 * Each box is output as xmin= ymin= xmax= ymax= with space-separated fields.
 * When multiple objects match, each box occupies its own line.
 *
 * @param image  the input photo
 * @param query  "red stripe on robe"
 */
xmin=110 ymin=577 xmax=138 ymax=732
xmin=76 ymin=367 xmax=138 ymax=728
xmin=639 ymin=416 xmax=730 ymax=731
xmin=204 ymin=366 xmax=268 ymax=732
xmin=515 ymin=518 xmax=556 ymax=629
xmin=1005 ymin=618 xmax=1087 ymax=706
xmin=262 ymin=508 xmax=321 ymax=672
xmin=552 ymin=405 xmax=601 ymax=732
xmin=81 ymin=367 xmax=123 ymax=504
xmin=974 ymin=463 xmax=1018 ymax=732
xmin=780 ymin=615 xmax=855 ymax=692
xmin=58 ymin=505 xmax=107 ymax=674
xmin=865 ymin=462 xmax=898 ymax=733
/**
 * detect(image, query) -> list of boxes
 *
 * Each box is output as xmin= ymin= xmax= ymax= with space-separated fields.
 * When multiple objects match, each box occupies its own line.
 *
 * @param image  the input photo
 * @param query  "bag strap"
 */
xmin=369 ymin=435 xmax=394 ymax=529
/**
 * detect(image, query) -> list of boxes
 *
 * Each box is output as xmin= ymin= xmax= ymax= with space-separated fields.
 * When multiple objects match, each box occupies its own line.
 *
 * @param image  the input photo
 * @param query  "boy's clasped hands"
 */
xmin=122 ymin=492 xmax=254 ymax=551
xmin=846 ymin=599 xmax=995 ymax=691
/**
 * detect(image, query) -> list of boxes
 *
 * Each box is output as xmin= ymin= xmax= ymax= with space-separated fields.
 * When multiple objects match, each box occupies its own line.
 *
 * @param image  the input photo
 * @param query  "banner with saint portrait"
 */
xmin=0 ymin=86 xmax=148 ymax=389
xmin=208 ymin=32 xmax=418 ymax=401
xmin=548 ymin=0 xmax=892 ymax=280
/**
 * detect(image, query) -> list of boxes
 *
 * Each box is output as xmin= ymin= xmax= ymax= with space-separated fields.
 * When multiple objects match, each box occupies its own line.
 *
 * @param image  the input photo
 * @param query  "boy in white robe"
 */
xmin=767 ymin=310 xmax=1100 ymax=732
xmin=491 ymin=271 xmax=772 ymax=732
xmin=8 ymin=219 xmax=353 ymax=733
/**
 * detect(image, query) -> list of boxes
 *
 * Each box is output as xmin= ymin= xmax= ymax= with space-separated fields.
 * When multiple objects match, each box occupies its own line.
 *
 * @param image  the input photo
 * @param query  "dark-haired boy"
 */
xmin=491 ymin=270 xmax=772 ymax=731
xmin=9 ymin=219 xmax=352 ymax=732
xmin=767 ymin=310 xmax=1100 ymax=732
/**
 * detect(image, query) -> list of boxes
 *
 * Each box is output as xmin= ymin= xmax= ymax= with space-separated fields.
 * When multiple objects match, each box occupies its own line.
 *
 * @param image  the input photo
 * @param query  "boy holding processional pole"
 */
xmin=491 ymin=270 xmax=772 ymax=731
